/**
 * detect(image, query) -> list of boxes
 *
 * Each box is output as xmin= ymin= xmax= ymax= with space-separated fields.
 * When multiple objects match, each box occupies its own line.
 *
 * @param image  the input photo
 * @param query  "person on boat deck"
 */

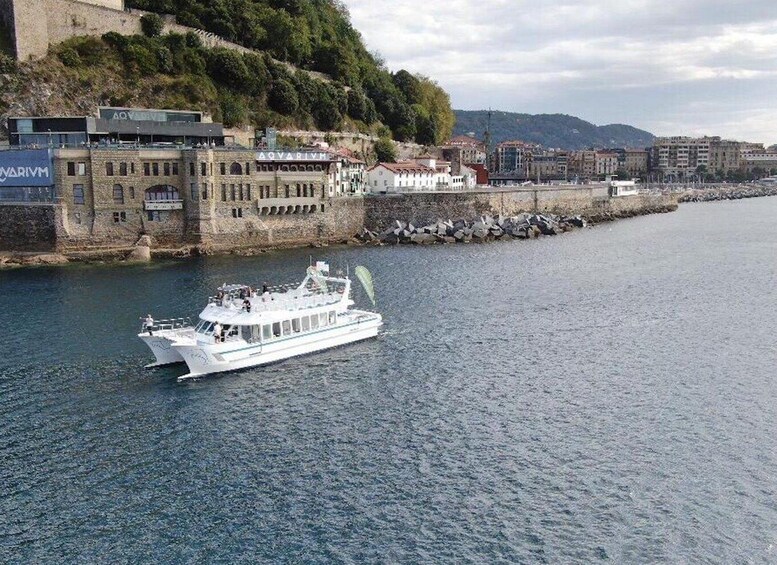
xmin=142 ymin=314 xmax=154 ymax=336
xmin=262 ymin=282 xmax=269 ymax=294
xmin=213 ymin=322 xmax=222 ymax=343
xmin=243 ymin=298 xmax=251 ymax=313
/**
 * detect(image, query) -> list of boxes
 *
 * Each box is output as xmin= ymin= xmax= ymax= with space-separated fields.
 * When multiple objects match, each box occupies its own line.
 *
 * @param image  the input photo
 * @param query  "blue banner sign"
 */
xmin=0 ymin=149 xmax=53 ymax=187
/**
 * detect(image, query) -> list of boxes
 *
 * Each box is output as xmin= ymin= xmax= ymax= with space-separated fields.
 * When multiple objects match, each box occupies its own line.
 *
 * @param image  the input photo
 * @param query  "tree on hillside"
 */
xmin=140 ymin=13 xmax=164 ymax=38
xmin=374 ymin=137 xmax=397 ymax=163
xmin=268 ymin=79 xmax=299 ymax=115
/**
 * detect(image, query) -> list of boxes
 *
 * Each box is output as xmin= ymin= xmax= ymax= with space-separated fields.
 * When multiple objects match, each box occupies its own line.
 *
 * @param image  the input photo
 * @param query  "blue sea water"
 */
xmin=2 ymin=198 xmax=777 ymax=563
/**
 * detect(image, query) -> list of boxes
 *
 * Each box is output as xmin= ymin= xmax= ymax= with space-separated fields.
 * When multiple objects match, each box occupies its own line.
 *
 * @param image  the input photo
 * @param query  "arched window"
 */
xmin=230 ymin=162 xmax=243 ymax=175
xmin=145 ymin=185 xmax=180 ymax=201
xmin=113 ymin=184 xmax=124 ymax=204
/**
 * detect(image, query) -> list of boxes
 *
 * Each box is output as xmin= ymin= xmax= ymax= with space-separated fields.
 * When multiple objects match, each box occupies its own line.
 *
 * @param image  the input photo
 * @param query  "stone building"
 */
xmin=0 ymin=145 xmax=370 ymax=250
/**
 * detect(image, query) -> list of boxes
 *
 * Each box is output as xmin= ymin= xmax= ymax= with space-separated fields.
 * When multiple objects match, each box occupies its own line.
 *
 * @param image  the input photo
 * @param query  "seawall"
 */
xmin=0 ymin=189 xmax=677 ymax=265
xmin=364 ymin=188 xmax=676 ymax=232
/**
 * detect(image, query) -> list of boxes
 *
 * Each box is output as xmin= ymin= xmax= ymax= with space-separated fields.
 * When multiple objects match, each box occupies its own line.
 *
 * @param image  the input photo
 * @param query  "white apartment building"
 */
xmin=366 ymin=162 xmax=436 ymax=193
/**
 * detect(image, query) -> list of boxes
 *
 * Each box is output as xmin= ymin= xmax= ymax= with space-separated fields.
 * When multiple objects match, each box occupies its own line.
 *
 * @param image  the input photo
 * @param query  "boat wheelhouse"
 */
xmin=138 ymin=262 xmax=382 ymax=380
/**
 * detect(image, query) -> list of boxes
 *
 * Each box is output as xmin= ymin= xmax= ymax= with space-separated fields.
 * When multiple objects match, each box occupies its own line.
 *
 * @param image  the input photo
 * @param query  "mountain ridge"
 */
xmin=454 ymin=110 xmax=655 ymax=150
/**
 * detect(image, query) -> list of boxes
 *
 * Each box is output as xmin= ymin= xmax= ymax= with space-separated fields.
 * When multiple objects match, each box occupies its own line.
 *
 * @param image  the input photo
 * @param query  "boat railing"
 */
xmin=140 ymin=317 xmax=193 ymax=332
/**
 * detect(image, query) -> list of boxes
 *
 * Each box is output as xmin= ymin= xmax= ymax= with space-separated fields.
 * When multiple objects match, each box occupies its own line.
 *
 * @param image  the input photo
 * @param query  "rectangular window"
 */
xmin=230 ymin=184 xmax=236 ymax=201
xmin=292 ymin=318 xmax=301 ymax=333
xmin=106 ymin=162 xmax=114 ymax=176
xmin=220 ymin=163 xmax=226 ymax=175
xmin=310 ymin=315 xmax=319 ymax=329
xmin=152 ymin=163 xmax=159 ymax=176
xmin=320 ymin=312 xmax=328 ymax=327
xmin=147 ymin=210 xmax=171 ymax=222
xmin=172 ymin=163 xmax=179 ymax=176
xmin=238 ymin=184 xmax=244 ymax=201
xmin=191 ymin=183 xmax=197 ymax=201
xmin=201 ymin=162 xmax=207 ymax=176
xmin=164 ymin=163 xmax=170 ymax=176
xmin=272 ymin=322 xmax=281 ymax=337
xmin=232 ymin=208 xmax=237 ymax=218
xmin=119 ymin=162 xmax=127 ymax=176
xmin=129 ymin=186 xmax=135 ymax=199
xmin=78 ymin=162 xmax=86 ymax=176
xmin=246 ymin=184 xmax=251 ymax=200
xmin=329 ymin=311 xmax=336 ymax=325
xmin=263 ymin=325 xmax=272 ymax=341
xmin=130 ymin=163 xmax=135 ymax=174
xmin=221 ymin=184 xmax=227 ymax=201
xmin=190 ymin=162 xmax=195 ymax=176
xmin=73 ymin=184 xmax=84 ymax=205
xmin=112 ymin=211 xmax=126 ymax=223
xmin=245 ymin=163 xmax=251 ymax=175
xmin=113 ymin=185 xmax=124 ymax=204
xmin=74 ymin=212 xmax=81 ymax=225
xmin=282 ymin=320 xmax=291 ymax=336
xmin=144 ymin=163 xmax=150 ymax=176
xmin=67 ymin=162 xmax=76 ymax=176
xmin=202 ymin=183 xmax=208 ymax=200
xmin=301 ymin=316 xmax=310 ymax=331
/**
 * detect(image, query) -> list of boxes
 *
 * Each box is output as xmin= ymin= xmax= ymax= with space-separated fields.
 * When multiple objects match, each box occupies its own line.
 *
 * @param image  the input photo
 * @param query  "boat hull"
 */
xmin=138 ymin=329 xmax=194 ymax=367
xmin=174 ymin=312 xmax=382 ymax=381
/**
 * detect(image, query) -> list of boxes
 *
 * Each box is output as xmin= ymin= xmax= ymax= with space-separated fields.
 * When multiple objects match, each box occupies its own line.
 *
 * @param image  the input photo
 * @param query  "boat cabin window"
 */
xmin=282 ymin=320 xmax=291 ymax=336
xmin=310 ymin=315 xmax=319 ymax=330
xmin=292 ymin=318 xmax=301 ymax=333
xmin=263 ymin=325 xmax=272 ymax=340
xmin=328 ymin=311 xmax=336 ymax=325
xmin=302 ymin=316 xmax=310 ymax=331
xmin=272 ymin=322 xmax=281 ymax=337
xmin=319 ymin=312 xmax=328 ymax=327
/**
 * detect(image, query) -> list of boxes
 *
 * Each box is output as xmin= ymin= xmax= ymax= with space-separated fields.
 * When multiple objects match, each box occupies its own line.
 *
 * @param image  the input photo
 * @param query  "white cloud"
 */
xmin=343 ymin=0 xmax=777 ymax=144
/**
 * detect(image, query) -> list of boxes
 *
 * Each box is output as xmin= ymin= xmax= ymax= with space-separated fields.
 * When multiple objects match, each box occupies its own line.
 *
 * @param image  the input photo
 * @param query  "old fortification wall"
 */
xmin=199 ymin=197 xmax=366 ymax=250
xmin=0 ymin=204 xmax=58 ymax=251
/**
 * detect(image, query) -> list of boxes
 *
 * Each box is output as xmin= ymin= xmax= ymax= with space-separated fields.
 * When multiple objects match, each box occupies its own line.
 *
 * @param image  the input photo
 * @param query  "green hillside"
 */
xmin=124 ymin=0 xmax=455 ymax=144
xmin=454 ymin=110 xmax=654 ymax=150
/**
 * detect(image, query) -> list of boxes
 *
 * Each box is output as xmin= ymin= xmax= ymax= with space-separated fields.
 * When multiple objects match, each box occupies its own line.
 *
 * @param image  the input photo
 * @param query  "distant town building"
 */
xmin=622 ymin=149 xmax=649 ymax=177
xmin=442 ymin=136 xmax=487 ymax=167
xmin=493 ymin=140 xmax=539 ymax=175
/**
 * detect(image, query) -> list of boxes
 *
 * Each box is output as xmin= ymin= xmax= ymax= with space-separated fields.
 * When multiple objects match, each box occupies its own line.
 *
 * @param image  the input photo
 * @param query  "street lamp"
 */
xmin=136 ymin=126 xmax=140 ymax=147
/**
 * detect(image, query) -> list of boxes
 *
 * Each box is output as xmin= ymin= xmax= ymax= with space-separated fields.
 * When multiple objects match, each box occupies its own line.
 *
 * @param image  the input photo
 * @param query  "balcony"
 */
xmin=144 ymin=199 xmax=183 ymax=211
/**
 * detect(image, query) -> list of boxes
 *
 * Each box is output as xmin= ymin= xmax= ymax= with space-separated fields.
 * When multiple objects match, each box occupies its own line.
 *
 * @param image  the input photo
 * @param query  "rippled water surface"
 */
xmin=2 ymin=199 xmax=777 ymax=563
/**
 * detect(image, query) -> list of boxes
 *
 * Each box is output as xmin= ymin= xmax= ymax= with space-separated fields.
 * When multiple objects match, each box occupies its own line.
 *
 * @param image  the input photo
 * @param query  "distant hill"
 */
xmin=453 ymin=110 xmax=654 ymax=150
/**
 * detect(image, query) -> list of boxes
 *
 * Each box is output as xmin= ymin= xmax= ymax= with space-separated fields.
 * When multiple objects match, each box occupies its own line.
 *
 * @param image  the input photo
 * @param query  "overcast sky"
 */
xmin=344 ymin=0 xmax=777 ymax=145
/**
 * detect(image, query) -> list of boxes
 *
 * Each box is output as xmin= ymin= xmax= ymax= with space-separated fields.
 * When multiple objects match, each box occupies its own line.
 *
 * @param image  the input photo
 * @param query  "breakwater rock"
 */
xmin=679 ymin=184 xmax=777 ymax=203
xmin=359 ymin=214 xmax=587 ymax=245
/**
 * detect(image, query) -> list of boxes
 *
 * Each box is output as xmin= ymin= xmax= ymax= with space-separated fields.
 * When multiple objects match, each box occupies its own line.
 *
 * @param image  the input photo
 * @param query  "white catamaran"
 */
xmin=138 ymin=262 xmax=382 ymax=381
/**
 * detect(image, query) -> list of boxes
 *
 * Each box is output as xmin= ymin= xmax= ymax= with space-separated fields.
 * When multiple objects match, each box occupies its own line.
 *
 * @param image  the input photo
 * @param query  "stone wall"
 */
xmin=0 ymin=204 xmax=58 ymax=251
xmin=363 ymin=186 xmax=610 ymax=231
xmin=363 ymin=188 xmax=674 ymax=232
